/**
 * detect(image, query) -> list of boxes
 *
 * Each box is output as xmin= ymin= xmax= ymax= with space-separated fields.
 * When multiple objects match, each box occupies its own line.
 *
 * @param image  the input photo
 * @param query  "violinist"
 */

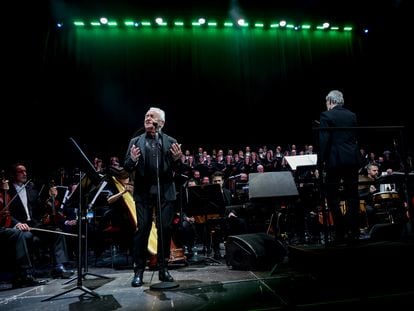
xmin=1 ymin=172 xmax=46 ymax=287
xmin=6 ymin=163 xmax=74 ymax=279
xmin=40 ymin=183 xmax=66 ymax=227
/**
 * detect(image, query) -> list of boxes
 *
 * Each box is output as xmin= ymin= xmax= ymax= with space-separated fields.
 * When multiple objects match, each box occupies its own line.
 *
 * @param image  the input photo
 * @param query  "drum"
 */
xmin=373 ymin=191 xmax=399 ymax=203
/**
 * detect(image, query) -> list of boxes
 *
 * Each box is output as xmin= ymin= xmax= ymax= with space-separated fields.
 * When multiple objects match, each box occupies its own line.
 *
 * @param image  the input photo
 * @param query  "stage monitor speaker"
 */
xmin=369 ymin=223 xmax=403 ymax=241
xmin=225 ymin=233 xmax=286 ymax=271
xmin=248 ymin=172 xmax=298 ymax=200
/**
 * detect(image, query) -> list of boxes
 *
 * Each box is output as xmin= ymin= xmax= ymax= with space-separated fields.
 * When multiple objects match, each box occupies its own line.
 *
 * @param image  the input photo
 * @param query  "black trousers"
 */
xmin=325 ymin=167 xmax=360 ymax=239
xmin=133 ymin=195 xmax=175 ymax=270
xmin=0 ymin=227 xmax=32 ymax=273
xmin=22 ymin=227 xmax=69 ymax=265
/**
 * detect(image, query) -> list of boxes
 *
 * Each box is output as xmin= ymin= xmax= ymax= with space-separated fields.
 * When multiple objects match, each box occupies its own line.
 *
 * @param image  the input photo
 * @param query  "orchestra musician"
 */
xmin=172 ymin=178 xmax=197 ymax=258
xmin=193 ymin=171 xmax=247 ymax=260
xmin=101 ymin=166 xmax=136 ymax=258
xmin=359 ymin=163 xmax=380 ymax=228
xmin=5 ymin=163 xmax=74 ymax=279
xmin=1 ymin=174 xmax=47 ymax=287
xmin=210 ymin=171 xmax=232 ymax=259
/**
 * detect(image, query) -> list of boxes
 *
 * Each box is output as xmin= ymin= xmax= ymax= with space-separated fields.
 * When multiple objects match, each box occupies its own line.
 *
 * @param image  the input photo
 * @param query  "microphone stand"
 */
xmin=150 ymin=127 xmax=179 ymax=290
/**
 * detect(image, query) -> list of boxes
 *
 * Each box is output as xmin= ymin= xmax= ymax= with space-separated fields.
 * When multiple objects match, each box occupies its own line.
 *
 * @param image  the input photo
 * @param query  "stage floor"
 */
xmin=1 ymin=239 xmax=414 ymax=311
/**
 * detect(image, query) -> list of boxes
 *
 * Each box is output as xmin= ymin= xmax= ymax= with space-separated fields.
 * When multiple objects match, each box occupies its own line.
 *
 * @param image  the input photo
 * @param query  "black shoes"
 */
xmin=51 ymin=264 xmax=75 ymax=279
xmin=13 ymin=274 xmax=48 ymax=288
xmin=131 ymin=269 xmax=174 ymax=286
xmin=159 ymin=269 xmax=174 ymax=282
xmin=131 ymin=270 xmax=144 ymax=287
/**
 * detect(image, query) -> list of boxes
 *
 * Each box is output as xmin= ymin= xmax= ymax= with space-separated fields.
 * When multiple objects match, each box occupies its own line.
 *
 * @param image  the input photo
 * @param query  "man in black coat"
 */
xmin=124 ymin=107 xmax=183 ymax=287
xmin=319 ymin=90 xmax=361 ymax=243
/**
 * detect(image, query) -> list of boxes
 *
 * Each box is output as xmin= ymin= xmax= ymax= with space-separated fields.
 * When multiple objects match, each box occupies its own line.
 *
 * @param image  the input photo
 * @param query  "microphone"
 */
xmin=153 ymin=122 xmax=158 ymax=128
xmin=228 ymin=174 xmax=242 ymax=179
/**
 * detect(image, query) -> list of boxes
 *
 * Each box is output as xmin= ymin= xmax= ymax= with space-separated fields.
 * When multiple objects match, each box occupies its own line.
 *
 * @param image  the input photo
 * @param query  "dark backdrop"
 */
xmin=3 ymin=1 xmax=412 ymax=178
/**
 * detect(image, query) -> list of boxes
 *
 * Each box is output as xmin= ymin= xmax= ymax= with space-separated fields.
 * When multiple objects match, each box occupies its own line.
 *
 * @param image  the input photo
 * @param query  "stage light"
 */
xmin=62 ymin=16 xmax=356 ymax=33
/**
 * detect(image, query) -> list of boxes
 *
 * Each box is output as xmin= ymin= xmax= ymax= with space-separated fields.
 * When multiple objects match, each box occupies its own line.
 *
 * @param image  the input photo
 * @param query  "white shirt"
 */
xmin=14 ymin=183 xmax=31 ymax=221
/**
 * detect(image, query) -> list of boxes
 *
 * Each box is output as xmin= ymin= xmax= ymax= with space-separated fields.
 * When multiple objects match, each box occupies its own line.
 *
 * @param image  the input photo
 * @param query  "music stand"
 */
xmin=42 ymin=137 xmax=106 ymax=301
xmin=62 ymin=178 xmax=111 ymax=284
xmin=185 ymin=183 xmax=225 ymax=264
xmin=284 ymin=154 xmax=318 ymax=171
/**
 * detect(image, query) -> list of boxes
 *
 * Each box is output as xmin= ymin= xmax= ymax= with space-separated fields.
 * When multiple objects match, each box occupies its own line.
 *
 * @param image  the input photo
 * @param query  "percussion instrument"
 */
xmin=373 ymin=191 xmax=400 ymax=203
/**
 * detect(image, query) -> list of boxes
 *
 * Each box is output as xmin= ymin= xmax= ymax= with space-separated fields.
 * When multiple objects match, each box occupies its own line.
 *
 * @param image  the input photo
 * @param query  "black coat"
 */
xmin=319 ymin=105 xmax=360 ymax=169
xmin=7 ymin=183 xmax=41 ymax=227
xmin=124 ymin=131 xmax=180 ymax=201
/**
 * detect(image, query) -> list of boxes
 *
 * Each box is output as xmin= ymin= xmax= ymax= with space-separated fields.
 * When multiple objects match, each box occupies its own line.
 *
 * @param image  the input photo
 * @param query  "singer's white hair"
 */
xmin=149 ymin=107 xmax=165 ymax=128
xmin=326 ymin=90 xmax=344 ymax=106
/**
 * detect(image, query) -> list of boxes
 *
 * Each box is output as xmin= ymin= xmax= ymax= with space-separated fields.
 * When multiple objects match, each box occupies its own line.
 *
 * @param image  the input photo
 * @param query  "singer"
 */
xmin=124 ymin=107 xmax=183 ymax=288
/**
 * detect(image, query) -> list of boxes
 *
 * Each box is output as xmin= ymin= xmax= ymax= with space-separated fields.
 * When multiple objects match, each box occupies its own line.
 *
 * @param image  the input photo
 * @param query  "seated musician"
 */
xmin=172 ymin=178 xmax=197 ymax=258
xmin=6 ymin=163 xmax=74 ymax=279
xmin=358 ymin=163 xmax=380 ymax=228
xmin=187 ymin=172 xmax=226 ymax=259
xmin=211 ymin=171 xmax=247 ymax=259
xmin=233 ymin=173 xmax=250 ymax=204
xmin=1 ymin=175 xmax=47 ymax=287
xmin=102 ymin=166 xmax=136 ymax=256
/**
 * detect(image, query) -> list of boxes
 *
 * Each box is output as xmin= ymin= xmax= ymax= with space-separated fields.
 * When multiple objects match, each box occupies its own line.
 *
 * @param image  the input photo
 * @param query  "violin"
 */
xmin=41 ymin=183 xmax=65 ymax=226
xmin=0 ymin=176 xmax=12 ymax=228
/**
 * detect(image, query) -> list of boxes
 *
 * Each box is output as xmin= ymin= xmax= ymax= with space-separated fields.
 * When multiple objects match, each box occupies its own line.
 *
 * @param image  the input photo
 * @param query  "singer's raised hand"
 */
xmin=170 ymin=143 xmax=182 ymax=161
xmin=130 ymin=144 xmax=141 ymax=162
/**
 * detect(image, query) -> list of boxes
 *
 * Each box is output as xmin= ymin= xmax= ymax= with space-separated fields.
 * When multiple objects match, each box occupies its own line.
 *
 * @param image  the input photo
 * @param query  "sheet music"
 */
xmin=284 ymin=154 xmax=317 ymax=170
